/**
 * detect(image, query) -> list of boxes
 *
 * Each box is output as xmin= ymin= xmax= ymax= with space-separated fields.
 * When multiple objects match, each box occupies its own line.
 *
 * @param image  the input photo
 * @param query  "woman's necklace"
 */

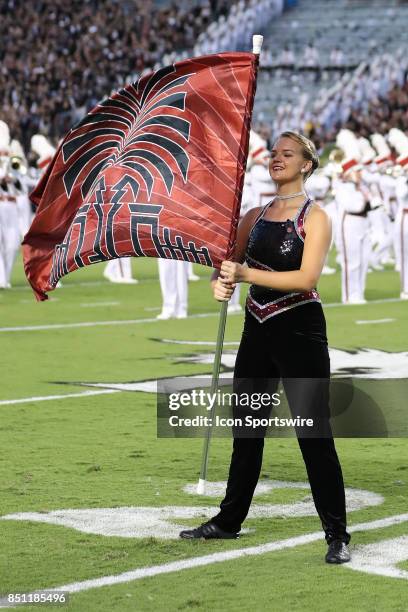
xmin=275 ymin=190 xmax=306 ymax=200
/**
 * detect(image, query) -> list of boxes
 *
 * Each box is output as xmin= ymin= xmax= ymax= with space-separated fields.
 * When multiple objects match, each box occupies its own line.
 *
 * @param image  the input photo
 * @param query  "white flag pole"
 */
xmin=196 ymin=34 xmax=264 ymax=495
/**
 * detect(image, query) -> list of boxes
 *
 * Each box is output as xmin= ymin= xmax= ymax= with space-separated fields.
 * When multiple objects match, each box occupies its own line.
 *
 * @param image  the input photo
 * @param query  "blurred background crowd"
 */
xmin=1 ymin=0 xmax=407 ymax=157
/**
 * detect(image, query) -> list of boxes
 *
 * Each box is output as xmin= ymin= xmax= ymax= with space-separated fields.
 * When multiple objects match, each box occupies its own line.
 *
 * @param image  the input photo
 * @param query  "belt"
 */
xmin=346 ymin=201 xmax=371 ymax=217
xmin=347 ymin=210 xmax=368 ymax=217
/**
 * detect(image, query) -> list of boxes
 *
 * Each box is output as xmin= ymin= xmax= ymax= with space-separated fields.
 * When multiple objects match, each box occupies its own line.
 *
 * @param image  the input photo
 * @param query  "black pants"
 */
xmin=211 ymin=302 xmax=350 ymax=544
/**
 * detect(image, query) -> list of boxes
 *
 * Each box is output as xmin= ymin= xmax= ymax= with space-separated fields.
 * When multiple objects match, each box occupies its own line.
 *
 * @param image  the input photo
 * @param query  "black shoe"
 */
xmin=325 ymin=539 xmax=351 ymax=564
xmin=179 ymin=520 xmax=239 ymax=540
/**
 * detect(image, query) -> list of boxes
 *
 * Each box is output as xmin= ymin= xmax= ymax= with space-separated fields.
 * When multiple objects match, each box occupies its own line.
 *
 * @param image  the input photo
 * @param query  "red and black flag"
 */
xmin=23 ymin=52 xmax=259 ymax=300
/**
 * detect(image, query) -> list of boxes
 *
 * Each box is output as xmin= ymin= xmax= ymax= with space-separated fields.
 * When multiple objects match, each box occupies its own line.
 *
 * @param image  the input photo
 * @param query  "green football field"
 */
xmin=0 ymin=254 xmax=407 ymax=611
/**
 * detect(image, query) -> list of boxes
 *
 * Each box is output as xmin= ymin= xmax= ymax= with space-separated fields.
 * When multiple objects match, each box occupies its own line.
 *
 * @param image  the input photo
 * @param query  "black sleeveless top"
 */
xmin=245 ymin=197 xmax=321 ymax=323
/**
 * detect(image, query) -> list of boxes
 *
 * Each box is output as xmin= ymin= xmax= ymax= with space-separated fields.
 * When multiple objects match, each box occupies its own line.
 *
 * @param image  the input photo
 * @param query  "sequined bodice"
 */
xmin=245 ymin=198 xmax=321 ymax=322
xmin=246 ymin=216 xmax=304 ymax=271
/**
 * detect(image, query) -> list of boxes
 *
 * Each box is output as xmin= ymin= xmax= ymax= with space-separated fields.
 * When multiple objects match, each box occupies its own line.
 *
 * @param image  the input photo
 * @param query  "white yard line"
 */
xmin=0 ymin=513 xmax=406 ymax=607
xmin=0 ymin=317 xmax=161 ymax=332
xmin=0 ymin=389 xmax=120 ymax=406
xmin=356 ymin=318 xmax=395 ymax=325
xmin=19 ymin=298 xmax=60 ymax=304
xmin=80 ymin=302 xmax=120 ymax=308
xmin=325 ymin=297 xmax=403 ymax=308
xmin=161 ymin=339 xmax=240 ymax=346
xmin=0 ymin=296 xmax=405 ymax=333
xmin=0 ymin=312 xmax=223 ymax=333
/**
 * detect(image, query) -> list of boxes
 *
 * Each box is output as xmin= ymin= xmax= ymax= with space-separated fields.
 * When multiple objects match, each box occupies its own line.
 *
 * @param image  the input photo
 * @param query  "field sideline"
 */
xmin=0 ymin=255 xmax=407 ymax=611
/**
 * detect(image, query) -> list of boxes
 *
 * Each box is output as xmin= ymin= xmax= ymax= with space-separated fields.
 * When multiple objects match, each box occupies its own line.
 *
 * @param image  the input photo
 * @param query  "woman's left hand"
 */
xmin=220 ymin=260 xmax=247 ymax=284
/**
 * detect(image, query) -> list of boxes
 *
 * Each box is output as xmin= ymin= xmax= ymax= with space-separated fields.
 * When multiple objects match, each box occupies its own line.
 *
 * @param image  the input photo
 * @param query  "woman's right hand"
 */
xmin=212 ymin=277 xmax=235 ymax=302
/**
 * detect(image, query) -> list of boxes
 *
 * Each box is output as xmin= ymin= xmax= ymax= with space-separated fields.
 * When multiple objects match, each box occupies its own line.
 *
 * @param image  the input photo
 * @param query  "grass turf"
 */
xmin=0 ymin=254 xmax=407 ymax=611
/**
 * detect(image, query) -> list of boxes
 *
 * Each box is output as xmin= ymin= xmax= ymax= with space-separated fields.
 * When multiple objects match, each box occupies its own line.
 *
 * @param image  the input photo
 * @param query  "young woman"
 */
xmin=179 ymin=131 xmax=351 ymax=564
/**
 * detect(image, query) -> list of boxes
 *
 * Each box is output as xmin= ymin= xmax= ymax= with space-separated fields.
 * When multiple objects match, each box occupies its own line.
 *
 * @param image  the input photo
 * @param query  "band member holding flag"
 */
xmin=180 ymin=131 xmax=351 ymax=565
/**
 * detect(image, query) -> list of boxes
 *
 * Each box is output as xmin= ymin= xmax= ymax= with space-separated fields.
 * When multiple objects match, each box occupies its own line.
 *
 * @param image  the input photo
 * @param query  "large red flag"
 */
xmin=23 ymin=52 xmax=259 ymax=300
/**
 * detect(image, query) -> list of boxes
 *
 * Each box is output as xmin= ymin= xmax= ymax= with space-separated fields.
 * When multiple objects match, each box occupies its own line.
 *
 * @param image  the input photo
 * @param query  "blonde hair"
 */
xmin=276 ymin=131 xmax=319 ymax=180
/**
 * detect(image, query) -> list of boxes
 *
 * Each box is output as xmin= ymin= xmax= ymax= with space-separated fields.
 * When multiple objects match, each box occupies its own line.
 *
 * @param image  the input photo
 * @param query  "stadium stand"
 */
xmin=253 ymin=0 xmax=408 ymax=145
xmin=0 ymin=0 xmax=406 ymax=156
xmin=0 ymin=0 xmax=235 ymax=153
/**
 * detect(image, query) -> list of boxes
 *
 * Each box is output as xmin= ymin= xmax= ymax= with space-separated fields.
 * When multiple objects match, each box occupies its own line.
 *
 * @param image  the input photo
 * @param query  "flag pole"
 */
xmin=196 ymin=34 xmax=263 ymax=495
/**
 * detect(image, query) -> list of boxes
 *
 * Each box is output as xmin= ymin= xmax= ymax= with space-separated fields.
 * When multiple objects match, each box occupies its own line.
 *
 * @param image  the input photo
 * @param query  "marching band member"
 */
xmin=395 ymin=158 xmax=408 ymax=299
xmin=10 ymin=138 xmax=32 ymax=238
xmin=181 ymin=131 xmax=351 ymax=564
xmin=0 ymin=121 xmax=21 ymax=289
xmin=157 ymin=258 xmax=189 ymax=320
xmin=247 ymin=129 xmax=275 ymax=208
xmin=31 ymin=134 xmax=56 ymax=178
xmin=389 ymin=129 xmax=408 ymax=299
xmin=388 ymin=129 xmax=408 ymax=283
xmin=305 ymin=169 xmax=336 ymax=274
xmin=103 ymin=257 xmax=139 ymax=284
xmin=359 ymin=137 xmax=392 ymax=271
xmin=336 ymin=130 xmax=370 ymax=304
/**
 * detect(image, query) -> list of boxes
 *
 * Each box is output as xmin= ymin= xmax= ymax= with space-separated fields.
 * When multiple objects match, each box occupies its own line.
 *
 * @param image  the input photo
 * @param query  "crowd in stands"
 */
xmin=0 ymin=0 xmax=232 ymax=151
xmin=1 ymin=0 xmax=406 ymax=158
xmin=268 ymin=51 xmax=408 ymax=153
xmin=261 ymin=43 xmax=348 ymax=69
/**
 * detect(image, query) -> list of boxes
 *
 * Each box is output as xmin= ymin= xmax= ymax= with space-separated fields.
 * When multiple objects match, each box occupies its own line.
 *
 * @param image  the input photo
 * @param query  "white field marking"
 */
xmin=0 ymin=514 xmax=406 ymax=606
xmin=325 ymin=297 xmax=404 ymax=307
xmin=179 ymin=347 xmax=408 ymax=379
xmin=0 ymin=376 xmax=227 ymax=406
xmin=11 ymin=280 xmax=125 ymax=292
xmin=0 ymin=312 xmax=219 ymax=333
xmin=161 ymin=339 xmax=240 ymax=346
xmin=19 ymin=298 xmax=60 ymax=304
xmin=11 ymin=281 xmax=107 ymax=291
xmin=80 ymin=302 xmax=120 ymax=308
xmin=0 ymin=486 xmax=383 ymax=539
xmin=1 ymin=295 xmax=406 ymax=333
xmin=3 ymin=345 xmax=408 ymax=406
xmin=0 ymin=373 xmax=235 ymax=405
xmin=0 ymin=296 xmax=408 ymax=332
xmin=355 ymin=318 xmax=395 ymax=325
xmin=346 ymin=536 xmax=408 ymax=579
xmin=0 ymin=389 xmax=120 ymax=407
xmin=144 ymin=306 xmax=161 ymax=311
xmin=183 ymin=480 xmax=309 ymax=497
xmin=11 ymin=278 xmax=177 ymax=293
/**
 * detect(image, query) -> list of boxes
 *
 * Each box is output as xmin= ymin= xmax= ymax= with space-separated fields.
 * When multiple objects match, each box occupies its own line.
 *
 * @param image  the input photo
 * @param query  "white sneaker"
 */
xmin=118 ymin=278 xmax=139 ymax=284
xmin=400 ymin=292 xmax=408 ymax=300
xmin=346 ymin=298 xmax=367 ymax=305
xmin=227 ymin=304 xmax=243 ymax=314
xmin=156 ymin=312 xmax=174 ymax=320
xmin=104 ymin=274 xmax=138 ymax=284
xmin=176 ymin=313 xmax=187 ymax=319
xmin=188 ymin=274 xmax=200 ymax=282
